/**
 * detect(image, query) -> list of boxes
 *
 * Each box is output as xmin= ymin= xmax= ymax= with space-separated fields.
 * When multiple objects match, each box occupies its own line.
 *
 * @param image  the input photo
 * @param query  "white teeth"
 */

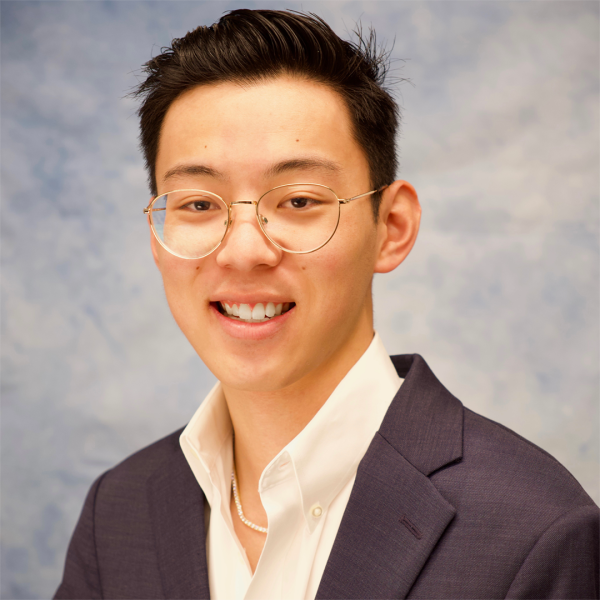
xmin=252 ymin=303 xmax=266 ymax=320
xmin=221 ymin=301 xmax=291 ymax=321
xmin=239 ymin=303 xmax=252 ymax=320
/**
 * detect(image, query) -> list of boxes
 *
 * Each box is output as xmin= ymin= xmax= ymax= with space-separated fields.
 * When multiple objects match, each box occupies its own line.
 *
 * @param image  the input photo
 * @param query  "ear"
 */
xmin=374 ymin=180 xmax=421 ymax=274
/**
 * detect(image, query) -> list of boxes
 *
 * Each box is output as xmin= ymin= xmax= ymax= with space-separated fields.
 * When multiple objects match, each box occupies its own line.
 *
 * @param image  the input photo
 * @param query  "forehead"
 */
xmin=155 ymin=76 xmax=370 ymax=193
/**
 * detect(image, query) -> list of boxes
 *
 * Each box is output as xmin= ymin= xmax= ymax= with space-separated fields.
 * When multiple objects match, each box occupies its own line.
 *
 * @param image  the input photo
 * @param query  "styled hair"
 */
xmin=133 ymin=9 xmax=399 ymax=218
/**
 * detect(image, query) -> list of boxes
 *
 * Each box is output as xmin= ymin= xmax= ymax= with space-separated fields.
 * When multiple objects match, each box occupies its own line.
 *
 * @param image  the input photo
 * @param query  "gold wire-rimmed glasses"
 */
xmin=143 ymin=183 xmax=386 ymax=259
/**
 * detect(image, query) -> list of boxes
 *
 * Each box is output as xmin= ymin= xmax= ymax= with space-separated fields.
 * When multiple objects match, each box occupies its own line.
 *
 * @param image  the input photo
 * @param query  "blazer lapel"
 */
xmin=147 ymin=446 xmax=211 ymax=600
xmin=317 ymin=354 xmax=463 ymax=600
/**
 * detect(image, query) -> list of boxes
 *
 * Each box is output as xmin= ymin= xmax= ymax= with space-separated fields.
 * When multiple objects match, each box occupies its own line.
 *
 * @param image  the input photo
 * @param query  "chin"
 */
xmin=209 ymin=352 xmax=304 ymax=394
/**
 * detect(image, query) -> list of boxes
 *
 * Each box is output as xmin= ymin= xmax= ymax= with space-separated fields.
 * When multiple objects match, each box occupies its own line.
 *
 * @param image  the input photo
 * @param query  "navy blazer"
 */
xmin=54 ymin=355 xmax=599 ymax=599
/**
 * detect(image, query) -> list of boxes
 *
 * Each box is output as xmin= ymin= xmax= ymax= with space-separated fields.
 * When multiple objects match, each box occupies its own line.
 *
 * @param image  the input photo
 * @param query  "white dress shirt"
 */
xmin=180 ymin=332 xmax=402 ymax=600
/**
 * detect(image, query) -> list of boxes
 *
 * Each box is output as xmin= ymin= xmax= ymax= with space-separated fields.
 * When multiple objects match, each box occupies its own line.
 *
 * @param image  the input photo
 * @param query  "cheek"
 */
xmin=157 ymin=254 xmax=205 ymax=314
xmin=306 ymin=231 xmax=377 ymax=309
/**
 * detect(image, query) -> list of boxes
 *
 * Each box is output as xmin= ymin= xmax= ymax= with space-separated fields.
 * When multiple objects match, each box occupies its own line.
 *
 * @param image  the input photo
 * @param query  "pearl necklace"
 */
xmin=231 ymin=470 xmax=268 ymax=534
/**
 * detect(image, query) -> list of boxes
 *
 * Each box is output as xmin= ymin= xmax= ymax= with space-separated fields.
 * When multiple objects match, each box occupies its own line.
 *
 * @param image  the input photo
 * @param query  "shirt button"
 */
xmin=311 ymin=505 xmax=323 ymax=518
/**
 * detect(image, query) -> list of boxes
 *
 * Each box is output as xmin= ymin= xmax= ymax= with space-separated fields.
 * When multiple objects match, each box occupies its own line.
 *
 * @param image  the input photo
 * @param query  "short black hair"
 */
xmin=133 ymin=9 xmax=399 ymax=219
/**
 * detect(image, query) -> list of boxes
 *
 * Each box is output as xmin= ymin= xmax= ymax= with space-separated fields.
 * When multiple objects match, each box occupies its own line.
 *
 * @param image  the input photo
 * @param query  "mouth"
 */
xmin=212 ymin=301 xmax=296 ymax=323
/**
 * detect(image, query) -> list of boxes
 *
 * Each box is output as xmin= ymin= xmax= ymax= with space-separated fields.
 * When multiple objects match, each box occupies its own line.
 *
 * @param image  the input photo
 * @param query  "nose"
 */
xmin=215 ymin=202 xmax=282 ymax=270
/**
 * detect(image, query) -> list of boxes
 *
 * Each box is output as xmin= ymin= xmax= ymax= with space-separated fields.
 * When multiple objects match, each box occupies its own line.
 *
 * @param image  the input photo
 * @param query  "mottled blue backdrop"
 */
xmin=1 ymin=1 xmax=598 ymax=597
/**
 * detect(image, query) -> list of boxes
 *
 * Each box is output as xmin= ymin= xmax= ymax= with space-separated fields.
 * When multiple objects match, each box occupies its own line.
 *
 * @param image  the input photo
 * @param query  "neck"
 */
xmin=223 ymin=318 xmax=374 ymax=493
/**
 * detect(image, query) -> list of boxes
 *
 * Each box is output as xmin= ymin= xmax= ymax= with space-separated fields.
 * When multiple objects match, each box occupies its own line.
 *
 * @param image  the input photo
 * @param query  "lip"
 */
xmin=210 ymin=295 xmax=293 ymax=306
xmin=210 ymin=302 xmax=295 ymax=341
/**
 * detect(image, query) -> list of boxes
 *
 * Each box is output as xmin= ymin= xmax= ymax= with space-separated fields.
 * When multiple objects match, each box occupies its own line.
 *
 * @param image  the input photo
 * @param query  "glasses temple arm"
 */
xmin=339 ymin=184 xmax=389 ymax=204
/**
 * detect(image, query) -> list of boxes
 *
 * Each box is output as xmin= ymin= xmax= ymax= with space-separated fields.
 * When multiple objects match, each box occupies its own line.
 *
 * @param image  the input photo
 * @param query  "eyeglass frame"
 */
xmin=143 ymin=182 xmax=388 ymax=259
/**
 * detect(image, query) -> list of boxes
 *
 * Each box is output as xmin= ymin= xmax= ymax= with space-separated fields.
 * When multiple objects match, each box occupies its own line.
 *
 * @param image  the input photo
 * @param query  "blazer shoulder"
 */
xmin=99 ymin=426 xmax=187 ymax=490
xmin=457 ymin=407 xmax=595 ymax=509
xmin=56 ymin=428 xmax=205 ymax=599
xmin=407 ymin=405 xmax=598 ymax=599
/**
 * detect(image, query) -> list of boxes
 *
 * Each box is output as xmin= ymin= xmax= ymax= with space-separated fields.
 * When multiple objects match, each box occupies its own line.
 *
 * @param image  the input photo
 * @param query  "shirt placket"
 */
xmin=245 ymin=452 xmax=304 ymax=600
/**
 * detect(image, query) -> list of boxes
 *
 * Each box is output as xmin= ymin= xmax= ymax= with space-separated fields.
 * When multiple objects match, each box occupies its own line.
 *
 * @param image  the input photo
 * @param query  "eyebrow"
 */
xmin=163 ymin=164 xmax=226 ymax=183
xmin=264 ymin=157 xmax=342 ymax=178
xmin=162 ymin=157 xmax=342 ymax=185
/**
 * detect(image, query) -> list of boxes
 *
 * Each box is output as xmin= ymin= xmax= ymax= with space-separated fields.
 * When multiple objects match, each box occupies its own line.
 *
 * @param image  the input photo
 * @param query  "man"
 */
xmin=55 ymin=9 xmax=598 ymax=599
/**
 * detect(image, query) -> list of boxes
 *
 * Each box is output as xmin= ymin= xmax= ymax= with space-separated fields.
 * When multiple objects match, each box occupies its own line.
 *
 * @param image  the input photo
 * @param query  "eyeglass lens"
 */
xmin=150 ymin=185 xmax=341 ymax=258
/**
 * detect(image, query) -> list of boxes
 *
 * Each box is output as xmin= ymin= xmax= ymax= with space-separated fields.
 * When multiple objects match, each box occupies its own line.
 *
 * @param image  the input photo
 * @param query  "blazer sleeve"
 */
xmin=53 ymin=472 xmax=109 ymax=600
xmin=505 ymin=503 xmax=599 ymax=600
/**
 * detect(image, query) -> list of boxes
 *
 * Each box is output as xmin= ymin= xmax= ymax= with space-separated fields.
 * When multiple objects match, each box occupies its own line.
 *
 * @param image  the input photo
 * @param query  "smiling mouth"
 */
xmin=214 ymin=301 xmax=296 ymax=323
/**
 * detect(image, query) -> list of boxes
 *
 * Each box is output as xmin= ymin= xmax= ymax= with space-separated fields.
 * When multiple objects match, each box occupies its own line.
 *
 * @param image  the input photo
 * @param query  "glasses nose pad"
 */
xmin=259 ymin=214 xmax=268 ymax=225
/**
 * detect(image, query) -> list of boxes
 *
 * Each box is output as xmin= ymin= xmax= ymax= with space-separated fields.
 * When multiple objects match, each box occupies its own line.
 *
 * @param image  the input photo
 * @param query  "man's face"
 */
xmin=152 ymin=77 xmax=386 ymax=393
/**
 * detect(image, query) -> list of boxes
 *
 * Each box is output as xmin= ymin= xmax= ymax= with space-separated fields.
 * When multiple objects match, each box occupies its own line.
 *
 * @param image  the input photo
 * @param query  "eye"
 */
xmin=292 ymin=197 xmax=309 ymax=209
xmin=182 ymin=199 xmax=221 ymax=211
xmin=281 ymin=196 xmax=320 ymax=210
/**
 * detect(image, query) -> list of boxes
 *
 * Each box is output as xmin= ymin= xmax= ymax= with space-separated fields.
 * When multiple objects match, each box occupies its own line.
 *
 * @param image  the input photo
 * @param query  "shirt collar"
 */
xmin=269 ymin=332 xmax=401 ymax=532
xmin=180 ymin=332 xmax=401 ymax=532
xmin=180 ymin=381 xmax=231 ymax=507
